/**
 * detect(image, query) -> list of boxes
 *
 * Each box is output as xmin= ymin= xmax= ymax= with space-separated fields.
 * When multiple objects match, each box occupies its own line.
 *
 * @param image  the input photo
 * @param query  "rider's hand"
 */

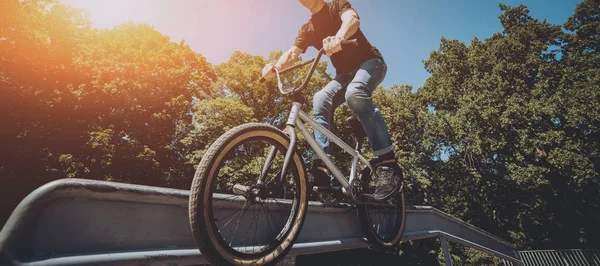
xmin=261 ymin=63 xmax=278 ymax=79
xmin=322 ymin=36 xmax=344 ymax=57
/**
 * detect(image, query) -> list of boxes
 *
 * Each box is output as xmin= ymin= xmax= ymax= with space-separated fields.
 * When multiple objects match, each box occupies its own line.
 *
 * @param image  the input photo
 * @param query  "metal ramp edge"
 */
xmin=0 ymin=178 xmax=523 ymax=265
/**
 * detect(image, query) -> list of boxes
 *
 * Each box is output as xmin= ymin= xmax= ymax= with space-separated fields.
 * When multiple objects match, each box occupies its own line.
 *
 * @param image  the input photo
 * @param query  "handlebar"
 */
xmin=258 ymin=39 xmax=358 ymax=90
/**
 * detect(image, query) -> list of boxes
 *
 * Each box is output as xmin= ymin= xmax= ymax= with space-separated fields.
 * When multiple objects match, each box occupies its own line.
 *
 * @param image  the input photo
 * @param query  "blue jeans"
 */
xmin=312 ymin=57 xmax=393 ymax=159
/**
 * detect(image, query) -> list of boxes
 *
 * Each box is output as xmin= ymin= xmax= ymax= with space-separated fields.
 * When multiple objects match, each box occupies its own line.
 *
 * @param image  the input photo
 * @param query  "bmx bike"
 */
xmin=188 ymin=39 xmax=406 ymax=265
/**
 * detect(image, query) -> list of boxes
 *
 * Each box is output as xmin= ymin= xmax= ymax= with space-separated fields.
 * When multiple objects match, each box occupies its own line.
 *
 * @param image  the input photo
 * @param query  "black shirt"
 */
xmin=293 ymin=0 xmax=383 ymax=75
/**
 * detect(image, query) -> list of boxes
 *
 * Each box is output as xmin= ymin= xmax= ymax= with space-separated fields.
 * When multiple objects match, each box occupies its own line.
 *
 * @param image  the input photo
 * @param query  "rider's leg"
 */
xmin=344 ymin=57 xmax=403 ymax=200
xmin=313 ymin=77 xmax=348 ymax=157
xmin=311 ymin=76 xmax=349 ymax=186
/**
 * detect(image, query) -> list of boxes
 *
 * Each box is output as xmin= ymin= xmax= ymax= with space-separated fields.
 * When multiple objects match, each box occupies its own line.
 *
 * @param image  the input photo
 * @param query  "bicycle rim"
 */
xmin=358 ymin=191 xmax=407 ymax=249
xmin=189 ymin=123 xmax=308 ymax=265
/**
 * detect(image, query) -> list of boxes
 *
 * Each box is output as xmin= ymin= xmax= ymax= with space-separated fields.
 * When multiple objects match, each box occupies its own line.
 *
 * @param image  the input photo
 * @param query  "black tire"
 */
xmin=189 ymin=123 xmax=308 ymax=266
xmin=357 ymin=190 xmax=407 ymax=251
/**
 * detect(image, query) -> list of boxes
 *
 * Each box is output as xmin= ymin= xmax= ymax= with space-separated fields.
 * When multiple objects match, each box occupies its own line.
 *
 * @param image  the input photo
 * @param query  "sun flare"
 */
xmin=60 ymin=0 xmax=160 ymax=29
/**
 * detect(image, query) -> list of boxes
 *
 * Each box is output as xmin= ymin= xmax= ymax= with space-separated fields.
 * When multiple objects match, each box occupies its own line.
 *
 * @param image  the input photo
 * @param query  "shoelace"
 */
xmin=376 ymin=167 xmax=395 ymax=186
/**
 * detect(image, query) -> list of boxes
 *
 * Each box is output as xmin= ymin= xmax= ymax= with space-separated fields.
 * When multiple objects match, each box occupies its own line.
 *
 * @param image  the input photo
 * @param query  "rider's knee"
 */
xmin=345 ymin=83 xmax=373 ymax=114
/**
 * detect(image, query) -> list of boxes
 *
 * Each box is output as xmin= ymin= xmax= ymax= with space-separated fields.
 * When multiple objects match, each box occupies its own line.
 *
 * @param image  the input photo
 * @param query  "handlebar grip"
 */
xmin=341 ymin=39 xmax=358 ymax=49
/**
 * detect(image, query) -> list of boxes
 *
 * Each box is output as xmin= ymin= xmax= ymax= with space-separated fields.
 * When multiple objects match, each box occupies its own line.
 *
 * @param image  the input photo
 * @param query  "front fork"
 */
xmin=254 ymin=103 xmax=300 ymax=194
xmin=235 ymin=123 xmax=297 ymax=199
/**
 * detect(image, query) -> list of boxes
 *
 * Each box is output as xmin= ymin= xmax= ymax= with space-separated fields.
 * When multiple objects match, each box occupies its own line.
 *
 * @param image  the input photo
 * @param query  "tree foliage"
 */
xmin=413 ymin=1 xmax=599 ymax=260
xmin=0 ymin=0 xmax=215 ymax=222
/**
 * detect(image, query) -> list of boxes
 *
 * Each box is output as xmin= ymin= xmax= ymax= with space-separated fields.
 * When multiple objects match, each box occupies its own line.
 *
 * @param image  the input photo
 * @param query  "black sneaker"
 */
xmin=373 ymin=163 xmax=403 ymax=201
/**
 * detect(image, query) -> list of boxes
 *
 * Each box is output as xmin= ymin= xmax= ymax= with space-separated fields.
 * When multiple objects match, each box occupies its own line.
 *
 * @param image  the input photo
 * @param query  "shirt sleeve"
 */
xmin=336 ymin=0 xmax=359 ymax=20
xmin=293 ymin=23 xmax=313 ymax=53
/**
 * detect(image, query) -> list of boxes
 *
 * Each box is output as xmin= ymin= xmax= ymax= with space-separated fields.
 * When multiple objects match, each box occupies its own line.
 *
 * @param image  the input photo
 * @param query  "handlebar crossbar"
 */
xmin=259 ymin=39 xmax=358 ymax=95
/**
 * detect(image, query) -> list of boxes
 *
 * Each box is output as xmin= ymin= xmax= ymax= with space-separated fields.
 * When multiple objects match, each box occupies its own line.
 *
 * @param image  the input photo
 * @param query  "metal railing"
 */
xmin=0 ymin=178 xmax=523 ymax=265
xmin=504 ymin=250 xmax=600 ymax=266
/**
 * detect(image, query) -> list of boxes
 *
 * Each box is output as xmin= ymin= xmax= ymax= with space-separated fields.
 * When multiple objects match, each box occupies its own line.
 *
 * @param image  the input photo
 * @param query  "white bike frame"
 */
xmin=283 ymin=102 xmax=374 ymax=195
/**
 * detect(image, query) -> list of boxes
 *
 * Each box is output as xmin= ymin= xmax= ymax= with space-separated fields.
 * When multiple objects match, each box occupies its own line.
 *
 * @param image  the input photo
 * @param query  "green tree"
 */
xmin=0 ymin=1 xmax=216 ymax=226
xmin=0 ymin=0 xmax=93 ymax=227
xmin=70 ymin=22 xmax=215 ymax=187
xmin=557 ymin=0 xmax=600 ymax=248
xmin=417 ymin=2 xmax=599 ymax=260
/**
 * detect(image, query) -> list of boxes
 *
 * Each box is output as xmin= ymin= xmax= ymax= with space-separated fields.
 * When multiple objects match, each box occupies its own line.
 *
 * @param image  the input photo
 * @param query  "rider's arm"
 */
xmin=323 ymin=7 xmax=360 ymax=56
xmin=262 ymin=46 xmax=303 ymax=78
xmin=335 ymin=9 xmax=360 ymax=40
xmin=275 ymin=46 xmax=303 ymax=70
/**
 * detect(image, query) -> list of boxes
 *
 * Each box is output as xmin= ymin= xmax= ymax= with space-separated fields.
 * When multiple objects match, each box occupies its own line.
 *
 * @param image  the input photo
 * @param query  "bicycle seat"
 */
xmin=347 ymin=116 xmax=366 ymax=139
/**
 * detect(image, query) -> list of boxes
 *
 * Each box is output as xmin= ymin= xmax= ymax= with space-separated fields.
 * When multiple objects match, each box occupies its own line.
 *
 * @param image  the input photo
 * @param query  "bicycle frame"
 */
xmin=285 ymin=102 xmax=374 ymax=195
xmin=258 ymin=40 xmax=376 ymax=197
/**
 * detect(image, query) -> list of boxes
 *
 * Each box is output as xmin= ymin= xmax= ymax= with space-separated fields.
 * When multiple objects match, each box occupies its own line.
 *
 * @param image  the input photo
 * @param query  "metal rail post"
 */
xmin=440 ymin=236 xmax=453 ymax=266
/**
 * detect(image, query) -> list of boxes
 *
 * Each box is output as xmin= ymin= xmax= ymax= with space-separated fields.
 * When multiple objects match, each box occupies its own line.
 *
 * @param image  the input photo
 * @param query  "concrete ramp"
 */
xmin=0 ymin=178 xmax=523 ymax=265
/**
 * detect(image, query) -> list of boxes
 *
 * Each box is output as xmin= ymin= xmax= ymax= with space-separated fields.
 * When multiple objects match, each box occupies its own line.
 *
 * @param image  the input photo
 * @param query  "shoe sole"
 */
xmin=372 ymin=182 xmax=403 ymax=201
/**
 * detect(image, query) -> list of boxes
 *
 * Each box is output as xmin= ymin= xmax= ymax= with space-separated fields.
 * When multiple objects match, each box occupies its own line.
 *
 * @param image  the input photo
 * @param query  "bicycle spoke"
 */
xmin=253 ymin=207 xmax=259 ymax=253
xmin=214 ymin=194 xmax=243 ymax=213
xmin=240 ymin=203 xmax=258 ymax=250
xmin=218 ymin=208 xmax=244 ymax=233
xmin=259 ymin=202 xmax=277 ymax=240
xmin=229 ymin=200 xmax=250 ymax=246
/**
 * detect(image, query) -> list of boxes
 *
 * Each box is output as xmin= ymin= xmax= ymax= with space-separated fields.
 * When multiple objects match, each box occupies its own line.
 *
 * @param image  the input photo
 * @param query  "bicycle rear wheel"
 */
xmin=189 ymin=123 xmax=308 ymax=266
xmin=357 ymin=188 xmax=406 ymax=250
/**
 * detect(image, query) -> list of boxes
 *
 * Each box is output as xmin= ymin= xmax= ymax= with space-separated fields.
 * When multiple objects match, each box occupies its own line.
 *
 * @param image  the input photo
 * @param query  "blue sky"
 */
xmin=339 ymin=0 xmax=581 ymax=90
xmin=63 ymin=0 xmax=583 ymax=91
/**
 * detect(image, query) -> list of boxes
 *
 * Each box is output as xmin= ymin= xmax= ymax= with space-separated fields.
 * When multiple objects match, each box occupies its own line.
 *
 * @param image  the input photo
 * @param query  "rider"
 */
xmin=261 ymin=0 xmax=402 ymax=200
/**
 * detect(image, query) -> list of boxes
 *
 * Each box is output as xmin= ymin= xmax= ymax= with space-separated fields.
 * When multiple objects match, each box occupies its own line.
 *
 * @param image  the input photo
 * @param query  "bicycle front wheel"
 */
xmin=189 ymin=123 xmax=308 ymax=266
